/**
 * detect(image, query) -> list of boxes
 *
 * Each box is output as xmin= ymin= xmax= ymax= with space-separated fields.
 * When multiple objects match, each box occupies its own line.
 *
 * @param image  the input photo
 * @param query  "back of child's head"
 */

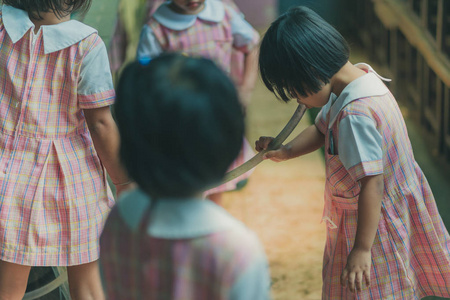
xmin=2 ymin=0 xmax=92 ymax=19
xmin=259 ymin=6 xmax=350 ymax=102
xmin=115 ymin=53 xmax=244 ymax=198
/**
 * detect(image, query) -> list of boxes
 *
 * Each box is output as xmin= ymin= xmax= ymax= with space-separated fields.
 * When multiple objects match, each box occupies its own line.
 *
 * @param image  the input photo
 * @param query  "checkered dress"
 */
xmin=0 ymin=9 xmax=115 ymax=266
xmin=100 ymin=198 xmax=269 ymax=299
xmin=146 ymin=3 xmax=258 ymax=194
xmin=108 ymin=0 xmax=245 ymax=80
xmin=316 ymin=86 xmax=450 ymax=298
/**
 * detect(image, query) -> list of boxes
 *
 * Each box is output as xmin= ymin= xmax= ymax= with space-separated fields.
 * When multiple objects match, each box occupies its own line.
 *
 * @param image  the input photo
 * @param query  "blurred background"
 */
xmin=25 ymin=0 xmax=450 ymax=299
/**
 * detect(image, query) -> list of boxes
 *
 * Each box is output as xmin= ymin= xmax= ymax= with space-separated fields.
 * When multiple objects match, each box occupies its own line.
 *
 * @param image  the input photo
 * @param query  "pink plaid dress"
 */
xmin=0 ymin=5 xmax=115 ymax=266
xmin=100 ymin=189 xmax=271 ymax=299
xmin=137 ymin=0 xmax=259 ymax=194
xmin=315 ymin=64 xmax=450 ymax=299
xmin=109 ymin=0 xmax=245 ymax=81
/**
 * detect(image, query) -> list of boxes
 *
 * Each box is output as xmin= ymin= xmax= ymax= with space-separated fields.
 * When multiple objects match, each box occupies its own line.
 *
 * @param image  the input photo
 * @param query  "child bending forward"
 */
xmin=255 ymin=6 xmax=450 ymax=300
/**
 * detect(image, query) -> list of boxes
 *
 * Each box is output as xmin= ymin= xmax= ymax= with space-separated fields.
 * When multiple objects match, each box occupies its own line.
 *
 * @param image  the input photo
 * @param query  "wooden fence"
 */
xmin=344 ymin=0 xmax=450 ymax=167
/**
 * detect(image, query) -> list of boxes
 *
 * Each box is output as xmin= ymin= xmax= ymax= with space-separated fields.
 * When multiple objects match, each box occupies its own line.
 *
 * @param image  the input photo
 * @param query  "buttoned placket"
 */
xmin=14 ymin=28 xmax=41 ymax=128
xmin=322 ymin=104 xmax=339 ymax=230
xmin=4 ymin=28 xmax=42 ymax=175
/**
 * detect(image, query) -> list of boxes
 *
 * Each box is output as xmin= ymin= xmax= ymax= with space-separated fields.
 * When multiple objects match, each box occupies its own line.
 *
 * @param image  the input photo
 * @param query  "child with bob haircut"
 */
xmin=0 ymin=0 xmax=130 ymax=298
xmin=100 ymin=53 xmax=271 ymax=300
xmin=255 ymin=6 xmax=450 ymax=299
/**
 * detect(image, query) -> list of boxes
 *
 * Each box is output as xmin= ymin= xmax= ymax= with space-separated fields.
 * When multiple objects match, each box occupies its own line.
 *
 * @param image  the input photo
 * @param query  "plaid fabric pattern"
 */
xmin=100 ymin=206 xmax=263 ymax=299
xmin=148 ymin=6 xmax=234 ymax=74
xmin=108 ymin=0 xmax=245 ymax=75
xmin=0 ymin=11 xmax=115 ymax=266
xmin=148 ymin=6 xmax=256 ymax=194
xmin=319 ymin=92 xmax=450 ymax=299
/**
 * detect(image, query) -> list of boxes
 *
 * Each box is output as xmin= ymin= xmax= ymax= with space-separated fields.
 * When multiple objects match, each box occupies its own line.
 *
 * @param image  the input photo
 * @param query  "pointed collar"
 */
xmin=327 ymin=63 xmax=391 ymax=128
xmin=118 ymin=189 xmax=245 ymax=239
xmin=153 ymin=0 xmax=225 ymax=31
xmin=2 ymin=5 xmax=97 ymax=54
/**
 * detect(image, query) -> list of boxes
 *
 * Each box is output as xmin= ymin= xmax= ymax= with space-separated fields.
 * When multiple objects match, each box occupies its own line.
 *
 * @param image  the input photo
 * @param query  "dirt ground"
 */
xmin=221 ymin=75 xmax=327 ymax=299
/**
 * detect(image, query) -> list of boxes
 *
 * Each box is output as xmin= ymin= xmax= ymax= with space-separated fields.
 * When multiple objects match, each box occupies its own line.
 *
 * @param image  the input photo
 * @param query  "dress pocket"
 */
xmin=331 ymin=194 xmax=359 ymax=211
xmin=326 ymin=154 xmax=360 ymax=198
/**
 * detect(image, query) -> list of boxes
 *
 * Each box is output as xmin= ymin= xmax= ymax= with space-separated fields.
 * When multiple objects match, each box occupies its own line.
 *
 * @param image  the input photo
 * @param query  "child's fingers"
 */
xmin=355 ymin=272 xmax=364 ymax=292
xmin=263 ymin=150 xmax=282 ymax=161
xmin=364 ymin=270 xmax=371 ymax=287
xmin=340 ymin=269 xmax=348 ymax=287
xmin=347 ymin=272 xmax=356 ymax=293
xmin=255 ymin=136 xmax=274 ymax=152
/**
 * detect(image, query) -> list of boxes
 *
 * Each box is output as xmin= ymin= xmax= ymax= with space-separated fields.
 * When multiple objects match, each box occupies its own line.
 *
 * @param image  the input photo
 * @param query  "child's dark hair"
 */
xmin=259 ymin=6 xmax=350 ymax=102
xmin=2 ymin=0 xmax=92 ymax=19
xmin=115 ymin=53 xmax=244 ymax=198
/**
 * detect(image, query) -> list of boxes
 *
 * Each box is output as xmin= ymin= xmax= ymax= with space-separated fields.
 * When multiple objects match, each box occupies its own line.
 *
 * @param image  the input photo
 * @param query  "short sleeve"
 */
xmin=78 ymin=40 xmax=115 ymax=109
xmin=315 ymin=107 xmax=327 ymax=135
xmin=229 ymin=9 xmax=260 ymax=53
xmin=338 ymin=115 xmax=383 ymax=181
xmin=229 ymin=238 xmax=271 ymax=300
xmin=136 ymin=24 xmax=163 ymax=60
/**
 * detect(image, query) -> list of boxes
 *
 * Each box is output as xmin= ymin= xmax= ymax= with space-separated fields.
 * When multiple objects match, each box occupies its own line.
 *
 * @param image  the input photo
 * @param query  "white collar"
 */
xmin=2 ymin=5 xmax=97 ymax=54
xmin=327 ymin=63 xmax=391 ymax=128
xmin=117 ymin=189 xmax=245 ymax=239
xmin=153 ymin=0 xmax=225 ymax=31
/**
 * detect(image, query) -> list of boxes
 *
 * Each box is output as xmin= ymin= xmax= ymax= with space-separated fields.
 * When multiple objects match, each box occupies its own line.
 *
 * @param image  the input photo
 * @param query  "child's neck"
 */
xmin=168 ymin=2 xmax=205 ymax=15
xmin=330 ymin=61 xmax=367 ymax=97
xmin=29 ymin=12 xmax=71 ymax=33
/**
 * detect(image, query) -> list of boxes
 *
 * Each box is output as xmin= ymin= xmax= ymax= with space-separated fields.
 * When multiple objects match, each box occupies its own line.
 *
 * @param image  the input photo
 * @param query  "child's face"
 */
xmin=170 ymin=0 xmax=206 ymax=14
xmin=295 ymin=83 xmax=331 ymax=109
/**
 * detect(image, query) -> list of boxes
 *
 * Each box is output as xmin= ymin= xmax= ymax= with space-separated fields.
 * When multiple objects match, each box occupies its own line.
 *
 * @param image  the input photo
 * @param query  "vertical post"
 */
xmin=390 ymin=29 xmax=398 ymax=95
xmin=436 ymin=0 xmax=443 ymax=51
xmin=436 ymin=79 xmax=443 ymax=153
xmin=421 ymin=0 xmax=428 ymax=29
xmin=444 ymin=86 xmax=450 ymax=161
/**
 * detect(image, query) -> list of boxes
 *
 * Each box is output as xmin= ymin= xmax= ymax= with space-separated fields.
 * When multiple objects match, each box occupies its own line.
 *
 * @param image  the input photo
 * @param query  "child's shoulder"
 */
xmin=66 ymin=20 xmax=102 ymax=46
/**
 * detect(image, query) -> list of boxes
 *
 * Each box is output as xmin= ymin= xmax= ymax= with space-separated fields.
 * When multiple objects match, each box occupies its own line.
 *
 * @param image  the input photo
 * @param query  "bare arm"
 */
xmin=238 ymin=47 xmax=259 ymax=107
xmin=84 ymin=106 xmax=133 ymax=195
xmin=255 ymin=124 xmax=325 ymax=162
xmin=341 ymin=174 xmax=383 ymax=292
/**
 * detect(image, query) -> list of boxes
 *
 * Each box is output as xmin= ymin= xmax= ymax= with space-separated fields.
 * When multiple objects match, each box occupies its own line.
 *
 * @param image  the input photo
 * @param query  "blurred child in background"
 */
xmin=136 ymin=0 xmax=260 ymax=204
xmin=109 ymin=0 xmax=244 ymax=79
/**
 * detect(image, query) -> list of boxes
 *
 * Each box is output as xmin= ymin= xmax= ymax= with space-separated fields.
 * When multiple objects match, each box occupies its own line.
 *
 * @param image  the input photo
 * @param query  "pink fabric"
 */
xmin=148 ymin=6 xmax=235 ymax=74
xmin=100 ymin=205 xmax=263 ymax=299
xmin=108 ymin=0 xmax=251 ymax=84
xmin=0 ymin=12 xmax=115 ymax=266
xmin=317 ymin=92 xmax=450 ymax=299
xmin=148 ymin=4 xmax=257 ymax=194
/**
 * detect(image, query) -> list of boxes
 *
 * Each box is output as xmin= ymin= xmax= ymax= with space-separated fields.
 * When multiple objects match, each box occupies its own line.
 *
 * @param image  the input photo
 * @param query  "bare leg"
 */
xmin=67 ymin=260 xmax=105 ymax=300
xmin=0 ymin=260 xmax=31 ymax=300
xmin=208 ymin=193 xmax=223 ymax=206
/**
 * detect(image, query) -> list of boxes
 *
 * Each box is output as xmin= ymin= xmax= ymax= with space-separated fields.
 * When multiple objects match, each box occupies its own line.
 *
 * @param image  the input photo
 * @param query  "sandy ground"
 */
xmin=221 ymin=76 xmax=327 ymax=300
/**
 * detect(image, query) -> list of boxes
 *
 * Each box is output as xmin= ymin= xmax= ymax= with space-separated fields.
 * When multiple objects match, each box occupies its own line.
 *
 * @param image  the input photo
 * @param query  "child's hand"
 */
xmin=255 ymin=136 xmax=292 ymax=162
xmin=340 ymin=248 xmax=371 ymax=293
